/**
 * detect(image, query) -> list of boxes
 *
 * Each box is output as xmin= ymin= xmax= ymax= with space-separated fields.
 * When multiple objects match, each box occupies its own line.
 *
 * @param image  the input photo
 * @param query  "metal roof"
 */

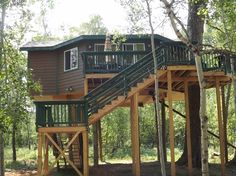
xmin=20 ymin=34 xmax=173 ymax=51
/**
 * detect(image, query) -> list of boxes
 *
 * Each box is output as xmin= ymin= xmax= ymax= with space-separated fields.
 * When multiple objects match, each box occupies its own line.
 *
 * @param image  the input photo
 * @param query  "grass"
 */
xmin=4 ymin=146 xmax=234 ymax=176
xmin=5 ymin=147 xmax=37 ymax=170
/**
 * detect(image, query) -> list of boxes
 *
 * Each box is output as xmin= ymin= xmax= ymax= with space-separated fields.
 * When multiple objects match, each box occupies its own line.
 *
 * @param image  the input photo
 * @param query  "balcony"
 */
xmin=35 ymin=100 xmax=88 ymax=128
xmin=81 ymin=51 xmax=148 ymax=73
xmin=82 ymin=43 xmax=235 ymax=75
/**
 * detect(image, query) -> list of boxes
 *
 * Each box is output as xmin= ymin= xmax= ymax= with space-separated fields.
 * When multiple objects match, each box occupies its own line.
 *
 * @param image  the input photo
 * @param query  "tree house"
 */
xmin=21 ymin=34 xmax=236 ymax=176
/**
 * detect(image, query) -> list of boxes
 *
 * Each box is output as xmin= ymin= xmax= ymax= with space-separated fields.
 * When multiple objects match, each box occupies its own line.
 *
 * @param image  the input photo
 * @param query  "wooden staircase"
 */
xmin=89 ymin=71 xmax=166 ymax=125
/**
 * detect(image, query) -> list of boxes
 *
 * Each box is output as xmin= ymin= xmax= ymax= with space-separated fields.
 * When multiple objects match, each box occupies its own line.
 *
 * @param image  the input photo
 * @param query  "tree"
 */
xmin=205 ymin=0 xmax=236 ymax=163
xmin=0 ymin=2 xmax=7 ymax=175
xmin=64 ymin=15 xmax=108 ymax=39
xmin=0 ymin=0 xmax=42 ymax=174
xmin=160 ymin=0 xmax=209 ymax=175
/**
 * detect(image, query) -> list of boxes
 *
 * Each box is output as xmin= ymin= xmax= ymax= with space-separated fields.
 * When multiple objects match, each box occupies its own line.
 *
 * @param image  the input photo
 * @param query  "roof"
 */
xmin=20 ymin=34 xmax=173 ymax=51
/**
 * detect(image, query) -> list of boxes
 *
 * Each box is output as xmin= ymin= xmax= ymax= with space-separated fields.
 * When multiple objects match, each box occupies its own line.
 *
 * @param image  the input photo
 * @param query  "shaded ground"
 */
xmin=5 ymin=162 xmax=236 ymax=176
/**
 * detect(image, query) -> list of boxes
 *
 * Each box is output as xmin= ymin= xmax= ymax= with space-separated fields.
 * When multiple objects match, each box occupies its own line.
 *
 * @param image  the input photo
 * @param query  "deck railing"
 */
xmin=201 ymin=52 xmax=236 ymax=74
xmin=35 ymin=100 xmax=88 ymax=127
xmin=81 ymin=51 xmax=148 ymax=73
xmin=163 ymin=42 xmax=195 ymax=65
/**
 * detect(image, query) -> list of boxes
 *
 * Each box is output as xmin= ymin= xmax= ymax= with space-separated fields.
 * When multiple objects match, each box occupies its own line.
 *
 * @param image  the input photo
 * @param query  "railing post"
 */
xmin=81 ymin=53 xmax=86 ymax=75
xmin=84 ymin=100 xmax=89 ymax=125
xmin=123 ymin=74 xmax=127 ymax=97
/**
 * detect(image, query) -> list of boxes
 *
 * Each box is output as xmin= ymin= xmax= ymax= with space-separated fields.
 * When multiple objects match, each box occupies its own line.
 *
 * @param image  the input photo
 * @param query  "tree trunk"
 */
xmin=176 ymin=0 xmax=207 ymax=171
xmin=145 ymin=0 xmax=166 ymax=175
xmin=12 ymin=121 xmax=16 ymax=162
xmin=222 ymin=84 xmax=231 ymax=163
xmin=177 ymin=85 xmax=201 ymax=167
xmin=0 ymin=4 xmax=6 ymax=176
xmin=230 ymin=78 xmax=236 ymax=163
xmin=0 ymin=131 xmax=4 ymax=176
xmin=27 ymin=121 xmax=31 ymax=150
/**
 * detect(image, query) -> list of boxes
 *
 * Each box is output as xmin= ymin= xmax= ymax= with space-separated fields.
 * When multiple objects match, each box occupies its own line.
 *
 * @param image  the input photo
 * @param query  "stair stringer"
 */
xmin=88 ymin=70 xmax=166 ymax=125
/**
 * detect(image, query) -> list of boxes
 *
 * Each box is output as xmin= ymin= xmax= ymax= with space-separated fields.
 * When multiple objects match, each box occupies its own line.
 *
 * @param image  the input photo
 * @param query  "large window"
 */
xmin=122 ymin=43 xmax=145 ymax=64
xmin=122 ymin=43 xmax=145 ymax=51
xmin=64 ymin=47 xmax=78 ymax=71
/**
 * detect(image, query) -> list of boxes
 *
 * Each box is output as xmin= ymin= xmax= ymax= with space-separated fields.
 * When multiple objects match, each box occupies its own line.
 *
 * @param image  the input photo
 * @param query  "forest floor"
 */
xmin=4 ymin=162 xmax=236 ymax=176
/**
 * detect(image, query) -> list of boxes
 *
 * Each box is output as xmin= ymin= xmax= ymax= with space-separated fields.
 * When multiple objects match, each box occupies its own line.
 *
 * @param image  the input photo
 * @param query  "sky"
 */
xmin=48 ymin=0 xmax=128 ymax=33
xmin=31 ymin=0 xmax=186 ymax=40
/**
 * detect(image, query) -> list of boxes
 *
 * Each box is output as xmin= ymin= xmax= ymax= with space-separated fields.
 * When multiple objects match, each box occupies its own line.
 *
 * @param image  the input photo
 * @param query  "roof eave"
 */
xmin=20 ymin=34 xmax=173 ymax=51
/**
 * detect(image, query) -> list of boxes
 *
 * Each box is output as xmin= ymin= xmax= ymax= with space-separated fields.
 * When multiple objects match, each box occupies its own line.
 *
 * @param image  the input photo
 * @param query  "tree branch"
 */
xmin=160 ymin=0 xmax=194 ymax=50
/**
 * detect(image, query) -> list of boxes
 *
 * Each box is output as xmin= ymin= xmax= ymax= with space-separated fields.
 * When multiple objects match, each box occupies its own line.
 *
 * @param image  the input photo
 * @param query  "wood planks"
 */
xmin=130 ymin=93 xmax=140 ymax=176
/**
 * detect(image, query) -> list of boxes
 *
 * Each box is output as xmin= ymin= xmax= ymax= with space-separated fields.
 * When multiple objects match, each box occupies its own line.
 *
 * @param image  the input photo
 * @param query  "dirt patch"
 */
xmin=4 ymin=162 xmax=236 ymax=176
xmin=5 ymin=170 xmax=37 ymax=176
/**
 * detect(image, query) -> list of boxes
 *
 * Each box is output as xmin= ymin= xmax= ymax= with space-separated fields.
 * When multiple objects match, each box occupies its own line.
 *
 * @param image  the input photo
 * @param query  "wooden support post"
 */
xmin=130 ymin=93 xmax=141 ymax=176
xmin=83 ymin=130 xmax=89 ymax=176
xmin=93 ymin=123 xmax=99 ymax=166
xmin=84 ymin=78 xmax=88 ymax=95
xmin=43 ymin=137 xmax=49 ymax=175
xmin=216 ymin=80 xmax=226 ymax=176
xmin=98 ymin=120 xmax=103 ymax=162
xmin=167 ymin=71 xmax=176 ymax=176
xmin=184 ymin=81 xmax=193 ymax=176
xmin=161 ymin=100 xmax=167 ymax=163
xmin=37 ymin=132 xmax=42 ymax=176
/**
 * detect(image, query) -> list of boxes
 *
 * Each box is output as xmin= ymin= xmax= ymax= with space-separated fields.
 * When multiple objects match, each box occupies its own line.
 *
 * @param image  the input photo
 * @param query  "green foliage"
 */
xmin=101 ymin=107 xmax=131 ymax=159
xmin=139 ymin=105 xmax=156 ymax=147
xmin=0 ymin=38 xmax=40 ymax=131
xmin=120 ymin=0 xmax=147 ymax=33
xmin=111 ymin=31 xmax=127 ymax=51
xmin=4 ymin=147 xmax=37 ymax=170
xmin=205 ymin=0 xmax=236 ymax=51
xmin=64 ymin=15 xmax=108 ymax=39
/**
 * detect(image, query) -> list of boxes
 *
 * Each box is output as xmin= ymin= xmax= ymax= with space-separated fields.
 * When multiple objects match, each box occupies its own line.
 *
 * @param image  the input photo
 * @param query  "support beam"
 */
xmin=98 ymin=120 xmax=103 ymax=162
xmin=93 ymin=123 xmax=99 ymax=166
xmin=130 ymin=93 xmax=141 ymax=176
xmin=43 ymin=138 xmax=49 ymax=175
xmin=216 ymin=80 xmax=226 ymax=176
xmin=37 ymin=133 xmax=42 ymax=176
xmin=161 ymin=100 xmax=167 ymax=162
xmin=167 ymin=71 xmax=176 ymax=176
xmin=84 ymin=78 xmax=88 ymax=95
xmin=184 ymin=81 xmax=193 ymax=176
xmin=83 ymin=130 xmax=89 ymax=176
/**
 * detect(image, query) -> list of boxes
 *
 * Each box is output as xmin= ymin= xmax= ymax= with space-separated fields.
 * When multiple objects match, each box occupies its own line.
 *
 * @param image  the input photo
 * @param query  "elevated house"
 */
xmin=21 ymin=34 xmax=235 ymax=176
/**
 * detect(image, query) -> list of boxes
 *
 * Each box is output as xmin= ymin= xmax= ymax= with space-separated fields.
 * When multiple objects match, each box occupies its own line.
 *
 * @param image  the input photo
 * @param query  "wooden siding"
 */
xmin=28 ymin=51 xmax=58 ymax=95
xmin=57 ymin=42 xmax=87 ymax=94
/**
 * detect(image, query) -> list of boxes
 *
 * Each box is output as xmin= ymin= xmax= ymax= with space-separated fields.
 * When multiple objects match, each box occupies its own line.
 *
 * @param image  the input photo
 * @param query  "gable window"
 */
xmin=64 ymin=47 xmax=78 ymax=71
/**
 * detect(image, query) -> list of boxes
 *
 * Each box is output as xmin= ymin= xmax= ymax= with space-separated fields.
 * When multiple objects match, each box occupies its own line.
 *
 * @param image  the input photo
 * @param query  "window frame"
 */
xmin=64 ymin=47 xmax=79 ymax=72
xmin=122 ymin=43 xmax=145 ymax=51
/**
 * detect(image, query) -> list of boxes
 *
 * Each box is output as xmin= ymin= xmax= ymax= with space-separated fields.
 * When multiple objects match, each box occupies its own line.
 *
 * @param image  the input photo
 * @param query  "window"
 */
xmin=122 ymin=43 xmax=145 ymax=64
xmin=64 ymin=47 xmax=78 ymax=71
xmin=122 ymin=43 xmax=145 ymax=51
xmin=94 ymin=44 xmax=116 ymax=65
xmin=94 ymin=44 xmax=116 ymax=51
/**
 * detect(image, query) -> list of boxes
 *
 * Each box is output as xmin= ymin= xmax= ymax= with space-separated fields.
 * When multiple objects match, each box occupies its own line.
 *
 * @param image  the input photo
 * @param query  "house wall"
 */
xmin=28 ymin=51 xmax=58 ymax=95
